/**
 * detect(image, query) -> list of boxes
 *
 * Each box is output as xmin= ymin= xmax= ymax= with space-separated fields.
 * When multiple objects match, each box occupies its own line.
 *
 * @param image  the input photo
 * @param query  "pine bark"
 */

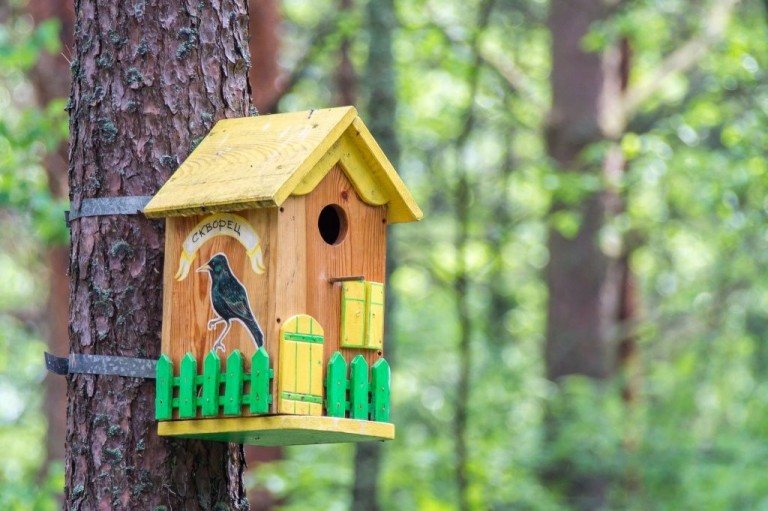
xmin=65 ymin=1 xmax=252 ymax=509
xmin=543 ymin=0 xmax=628 ymax=508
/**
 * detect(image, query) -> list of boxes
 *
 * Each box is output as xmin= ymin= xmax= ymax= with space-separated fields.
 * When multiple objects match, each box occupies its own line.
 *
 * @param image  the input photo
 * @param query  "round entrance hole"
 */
xmin=318 ymin=204 xmax=348 ymax=245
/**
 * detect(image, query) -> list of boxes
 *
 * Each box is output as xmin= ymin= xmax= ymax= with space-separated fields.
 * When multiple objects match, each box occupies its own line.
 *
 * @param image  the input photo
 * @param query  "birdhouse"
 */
xmin=144 ymin=107 xmax=422 ymax=446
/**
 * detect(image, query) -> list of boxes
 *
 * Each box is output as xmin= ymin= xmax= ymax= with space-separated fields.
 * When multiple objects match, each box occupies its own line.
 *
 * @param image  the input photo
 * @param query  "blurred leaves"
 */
xmin=0 ymin=9 xmax=67 ymax=509
xmin=3 ymin=0 xmax=768 ymax=509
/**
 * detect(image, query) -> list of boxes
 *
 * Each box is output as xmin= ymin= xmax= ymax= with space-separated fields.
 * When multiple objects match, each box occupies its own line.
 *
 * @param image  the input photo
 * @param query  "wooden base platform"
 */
xmin=157 ymin=415 xmax=395 ymax=446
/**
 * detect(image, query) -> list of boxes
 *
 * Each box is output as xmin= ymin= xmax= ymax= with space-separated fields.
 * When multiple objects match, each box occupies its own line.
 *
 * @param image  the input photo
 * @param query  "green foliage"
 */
xmin=0 ymin=16 xmax=68 ymax=246
xmin=5 ymin=0 xmax=768 ymax=509
xmin=0 ymin=8 xmax=67 ymax=508
xmin=257 ymin=0 xmax=768 ymax=509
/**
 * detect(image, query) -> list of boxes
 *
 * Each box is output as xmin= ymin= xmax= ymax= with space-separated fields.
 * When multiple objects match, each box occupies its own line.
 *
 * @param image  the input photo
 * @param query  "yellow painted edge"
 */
xmin=158 ymin=415 xmax=395 ymax=440
xmin=144 ymin=108 xmax=424 ymax=223
xmin=350 ymin=118 xmax=423 ymax=224
xmin=272 ymin=107 xmax=358 ymax=207
xmin=144 ymin=107 xmax=358 ymax=218
xmin=293 ymin=134 xmax=388 ymax=207
xmin=144 ymin=198 xmax=278 ymax=218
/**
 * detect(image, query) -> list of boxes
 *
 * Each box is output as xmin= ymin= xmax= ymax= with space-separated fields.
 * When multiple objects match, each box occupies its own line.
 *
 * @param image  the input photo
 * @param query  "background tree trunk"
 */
xmin=335 ymin=0 xmax=356 ymax=106
xmin=543 ymin=0 xmax=628 ymax=508
xmin=248 ymin=0 xmax=281 ymax=114
xmin=65 ymin=1 xmax=251 ymax=508
xmin=27 ymin=0 xmax=75 ymax=472
xmin=350 ymin=0 xmax=399 ymax=508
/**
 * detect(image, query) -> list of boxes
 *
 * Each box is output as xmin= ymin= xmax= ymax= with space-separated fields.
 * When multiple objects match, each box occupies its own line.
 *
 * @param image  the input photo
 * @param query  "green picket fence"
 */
xmin=325 ymin=353 xmax=391 ymax=422
xmin=155 ymin=348 xmax=273 ymax=420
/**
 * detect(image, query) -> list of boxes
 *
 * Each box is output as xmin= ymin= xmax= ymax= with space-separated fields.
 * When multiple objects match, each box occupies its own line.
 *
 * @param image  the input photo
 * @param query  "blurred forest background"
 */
xmin=1 ymin=0 xmax=768 ymax=509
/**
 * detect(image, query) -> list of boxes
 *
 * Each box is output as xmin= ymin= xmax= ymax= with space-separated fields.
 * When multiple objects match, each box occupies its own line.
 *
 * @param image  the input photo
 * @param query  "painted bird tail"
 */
xmin=244 ymin=317 xmax=265 ymax=348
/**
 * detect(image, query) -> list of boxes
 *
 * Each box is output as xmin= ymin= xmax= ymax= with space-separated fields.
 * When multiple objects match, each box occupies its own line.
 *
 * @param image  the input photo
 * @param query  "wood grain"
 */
xmin=304 ymin=165 xmax=388 ymax=369
xmin=144 ymin=108 xmax=423 ymax=224
xmin=145 ymin=107 xmax=357 ymax=217
xmin=161 ymin=166 xmax=392 ymax=418
xmin=158 ymin=415 xmax=394 ymax=446
xmin=162 ymin=209 xmax=275 ymax=373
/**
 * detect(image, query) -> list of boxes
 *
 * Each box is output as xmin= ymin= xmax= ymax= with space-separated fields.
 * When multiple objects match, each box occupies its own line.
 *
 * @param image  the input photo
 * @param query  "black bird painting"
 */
xmin=196 ymin=253 xmax=265 ymax=352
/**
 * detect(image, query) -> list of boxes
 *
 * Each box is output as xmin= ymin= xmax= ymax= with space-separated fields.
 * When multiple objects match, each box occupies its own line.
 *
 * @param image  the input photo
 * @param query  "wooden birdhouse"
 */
xmin=144 ymin=106 xmax=422 ymax=446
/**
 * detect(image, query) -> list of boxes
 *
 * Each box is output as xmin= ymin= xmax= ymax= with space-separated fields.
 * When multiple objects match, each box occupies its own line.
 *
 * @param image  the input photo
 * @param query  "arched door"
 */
xmin=277 ymin=315 xmax=324 ymax=415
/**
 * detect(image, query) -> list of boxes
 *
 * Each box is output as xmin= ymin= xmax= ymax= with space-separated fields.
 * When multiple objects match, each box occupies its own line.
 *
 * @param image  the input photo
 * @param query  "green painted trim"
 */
xmin=370 ymin=358 xmax=391 ymax=422
xmin=250 ymin=347 xmax=271 ymax=414
xmin=283 ymin=333 xmax=323 ymax=343
xmin=349 ymin=355 xmax=369 ymax=420
xmin=201 ymin=351 xmax=221 ymax=417
xmin=325 ymin=352 xmax=348 ymax=418
xmin=280 ymin=391 xmax=323 ymax=404
xmin=178 ymin=353 xmax=198 ymax=418
xmin=224 ymin=350 xmax=244 ymax=415
xmin=155 ymin=354 xmax=173 ymax=420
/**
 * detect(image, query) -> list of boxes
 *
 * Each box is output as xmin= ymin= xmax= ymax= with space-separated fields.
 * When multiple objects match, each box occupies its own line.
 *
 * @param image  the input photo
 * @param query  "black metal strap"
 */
xmin=45 ymin=352 xmax=157 ymax=379
xmin=66 ymin=196 xmax=153 ymax=224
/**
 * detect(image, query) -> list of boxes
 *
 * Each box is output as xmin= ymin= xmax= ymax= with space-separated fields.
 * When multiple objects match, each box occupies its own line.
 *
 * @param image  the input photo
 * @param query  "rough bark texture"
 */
xmin=27 ymin=0 xmax=75 ymax=471
xmin=350 ymin=0 xmax=400 ymax=508
xmin=65 ymin=1 xmax=252 ymax=509
xmin=543 ymin=0 xmax=627 ymax=508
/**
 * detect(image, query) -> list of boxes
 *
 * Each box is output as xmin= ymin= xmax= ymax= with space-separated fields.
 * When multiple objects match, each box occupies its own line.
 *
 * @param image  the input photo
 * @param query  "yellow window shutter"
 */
xmin=341 ymin=281 xmax=366 ymax=348
xmin=365 ymin=282 xmax=385 ymax=349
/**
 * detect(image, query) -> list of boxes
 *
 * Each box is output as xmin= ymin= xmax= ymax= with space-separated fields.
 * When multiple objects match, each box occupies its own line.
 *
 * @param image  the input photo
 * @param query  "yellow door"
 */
xmin=278 ymin=315 xmax=324 ymax=415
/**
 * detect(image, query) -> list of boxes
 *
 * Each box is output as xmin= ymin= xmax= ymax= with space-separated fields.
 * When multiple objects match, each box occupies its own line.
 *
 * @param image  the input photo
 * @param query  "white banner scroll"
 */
xmin=175 ymin=213 xmax=266 ymax=281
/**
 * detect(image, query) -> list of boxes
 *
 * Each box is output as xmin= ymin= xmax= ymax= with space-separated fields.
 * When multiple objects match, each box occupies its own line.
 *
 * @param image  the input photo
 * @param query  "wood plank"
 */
xmin=341 ymin=281 xmax=366 ymax=347
xmin=304 ymin=165 xmax=388 ymax=370
xmin=144 ymin=107 xmax=358 ymax=217
xmin=157 ymin=415 xmax=395 ymax=446
xmin=144 ymin=109 xmax=423 ymax=225
xmin=161 ymin=209 xmax=273 ymax=374
xmin=272 ymin=196 xmax=307 ymax=412
xmin=365 ymin=282 xmax=385 ymax=349
xmin=349 ymin=118 xmax=423 ymax=223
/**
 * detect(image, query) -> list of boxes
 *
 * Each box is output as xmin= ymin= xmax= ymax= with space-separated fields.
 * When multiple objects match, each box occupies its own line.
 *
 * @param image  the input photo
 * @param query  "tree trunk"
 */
xmin=543 ymin=0 xmax=627 ymax=508
xmin=350 ymin=0 xmax=399 ymax=508
xmin=65 ymin=1 xmax=251 ymax=509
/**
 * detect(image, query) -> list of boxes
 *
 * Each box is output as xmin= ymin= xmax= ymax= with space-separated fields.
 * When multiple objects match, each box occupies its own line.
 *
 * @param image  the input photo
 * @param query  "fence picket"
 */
xmin=155 ymin=354 xmax=173 ymax=420
xmin=178 ymin=353 xmax=198 ymax=418
xmin=325 ymin=352 xmax=347 ymax=417
xmin=250 ymin=347 xmax=271 ymax=413
xmin=201 ymin=351 xmax=221 ymax=416
xmin=349 ymin=355 xmax=369 ymax=420
xmin=370 ymin=358 xmax=391 ymax=422
xmin=224 ymin=350 xmax=244 ymax=415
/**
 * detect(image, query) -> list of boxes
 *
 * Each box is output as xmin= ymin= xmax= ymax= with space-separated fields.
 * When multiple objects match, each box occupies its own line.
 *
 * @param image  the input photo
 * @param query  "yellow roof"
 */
xmin=144 ymin=106 xmax=422 ymax=223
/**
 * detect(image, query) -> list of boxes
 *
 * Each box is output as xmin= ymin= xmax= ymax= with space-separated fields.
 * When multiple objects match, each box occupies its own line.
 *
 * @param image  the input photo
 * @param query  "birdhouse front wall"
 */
xmin=160 ymin=165 xmax=389 ymax=419
xmin=161 ymin=209 xmax=277 ymax=378
xmin=303 ymin=165 xmax=387 ymax=367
